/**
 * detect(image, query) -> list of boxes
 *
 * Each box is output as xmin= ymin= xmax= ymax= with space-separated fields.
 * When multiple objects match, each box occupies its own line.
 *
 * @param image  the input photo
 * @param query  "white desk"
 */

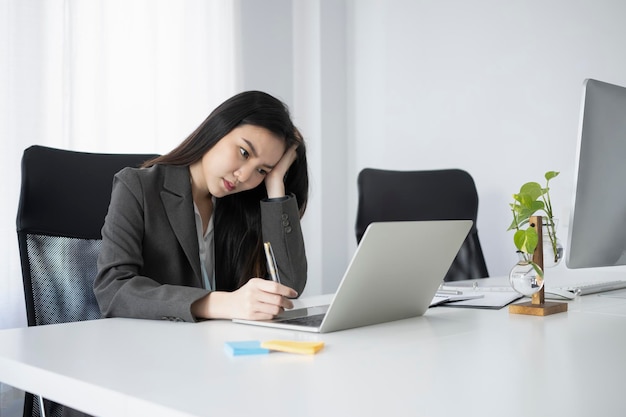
xmin=1 ymin=269 xmax=626 ymax=417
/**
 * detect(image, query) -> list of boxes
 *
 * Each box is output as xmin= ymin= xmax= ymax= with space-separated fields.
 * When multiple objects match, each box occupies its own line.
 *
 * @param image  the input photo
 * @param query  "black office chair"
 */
xmin=355 ymin=168 xmax=489 ymax=282
xmin=16 ymin=145 xmax=158 ymax=417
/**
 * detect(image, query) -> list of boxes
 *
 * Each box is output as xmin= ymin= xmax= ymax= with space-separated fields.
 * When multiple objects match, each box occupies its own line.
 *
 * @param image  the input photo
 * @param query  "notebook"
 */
xmin=233 ymin=220 xmax=472 ymax=333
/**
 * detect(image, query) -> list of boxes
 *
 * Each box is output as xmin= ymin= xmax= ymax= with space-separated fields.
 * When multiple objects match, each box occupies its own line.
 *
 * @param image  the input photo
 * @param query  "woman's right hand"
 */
xmin=193 ymin=278 xmax=298 ymax=320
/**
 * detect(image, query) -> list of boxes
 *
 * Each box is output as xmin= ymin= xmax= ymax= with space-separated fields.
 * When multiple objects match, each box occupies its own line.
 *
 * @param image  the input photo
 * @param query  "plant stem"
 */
xmin=542 ymin=182 xmax=559 ymax=263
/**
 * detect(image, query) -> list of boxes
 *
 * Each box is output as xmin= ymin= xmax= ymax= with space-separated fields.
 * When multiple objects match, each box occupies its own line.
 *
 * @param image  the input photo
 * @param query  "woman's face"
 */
xmin=199 ymin=124 xmax=285 ymax=198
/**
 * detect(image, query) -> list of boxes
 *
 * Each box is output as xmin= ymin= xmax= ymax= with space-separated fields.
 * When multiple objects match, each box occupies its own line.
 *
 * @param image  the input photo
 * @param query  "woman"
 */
xmin=94 ymin=91 xmax=308 ymax=322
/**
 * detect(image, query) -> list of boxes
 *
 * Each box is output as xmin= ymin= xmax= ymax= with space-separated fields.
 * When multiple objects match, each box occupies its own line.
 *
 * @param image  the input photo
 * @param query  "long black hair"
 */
xmin=144 ymin=91 xmax=308 ymax=290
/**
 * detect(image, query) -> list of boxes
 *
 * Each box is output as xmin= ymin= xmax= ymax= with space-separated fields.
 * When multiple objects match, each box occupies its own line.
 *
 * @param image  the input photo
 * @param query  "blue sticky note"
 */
xmin=224 ymin=341 xmax=270 ymax=356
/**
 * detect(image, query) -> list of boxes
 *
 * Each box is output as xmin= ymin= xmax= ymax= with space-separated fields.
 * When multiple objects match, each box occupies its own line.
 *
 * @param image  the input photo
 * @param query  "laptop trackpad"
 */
xmin=275 ymin=304 xmax=329 ymax=321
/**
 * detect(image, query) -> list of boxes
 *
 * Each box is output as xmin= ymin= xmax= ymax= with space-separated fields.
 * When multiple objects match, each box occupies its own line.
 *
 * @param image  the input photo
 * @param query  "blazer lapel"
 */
xmin=159 ymin=166 xmax=203 ymax=286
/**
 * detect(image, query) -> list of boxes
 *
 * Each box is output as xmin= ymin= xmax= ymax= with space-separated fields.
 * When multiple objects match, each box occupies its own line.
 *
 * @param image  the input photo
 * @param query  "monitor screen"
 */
xmin=566 ymin=78 xmax=626 ymax=268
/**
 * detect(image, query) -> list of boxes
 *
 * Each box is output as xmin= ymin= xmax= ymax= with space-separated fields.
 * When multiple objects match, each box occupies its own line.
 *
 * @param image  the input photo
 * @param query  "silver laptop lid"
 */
xmin=319 ymin=220 xmax=472 ymax=332
xmin=233 ymin=220 xmax=473 ymax=333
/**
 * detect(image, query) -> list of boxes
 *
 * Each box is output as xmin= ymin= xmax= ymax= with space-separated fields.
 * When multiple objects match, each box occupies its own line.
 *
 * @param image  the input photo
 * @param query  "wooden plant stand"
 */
xmin=509 ymin=216 xmax=568 ymax=316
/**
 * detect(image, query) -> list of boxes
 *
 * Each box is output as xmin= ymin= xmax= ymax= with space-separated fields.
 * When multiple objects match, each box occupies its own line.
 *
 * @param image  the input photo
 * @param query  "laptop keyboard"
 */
xmin=278 ymin=313 xmax=325 ymax=327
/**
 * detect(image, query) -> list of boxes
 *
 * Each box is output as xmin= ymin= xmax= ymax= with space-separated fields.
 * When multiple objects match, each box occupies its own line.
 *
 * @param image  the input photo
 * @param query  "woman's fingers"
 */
xmin=234 ymin=278 xmax=298 ymax=320
xmin=266 ymin=145 xmax=298 ymax=183
xmin=254 ymin=278 xmax=298 ymax=298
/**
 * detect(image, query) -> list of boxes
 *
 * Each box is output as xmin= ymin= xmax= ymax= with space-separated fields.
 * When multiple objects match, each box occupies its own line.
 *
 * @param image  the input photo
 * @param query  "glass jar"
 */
xmin=542 ymin=217 xmax=563 ymax=268
xmin=509 ymin=252 xmax=544 ymax=296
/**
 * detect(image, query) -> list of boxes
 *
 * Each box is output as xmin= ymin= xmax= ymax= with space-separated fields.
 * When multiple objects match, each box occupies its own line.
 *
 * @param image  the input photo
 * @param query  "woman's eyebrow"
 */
xmin=242 ymin=138 xmax=276 ymax=169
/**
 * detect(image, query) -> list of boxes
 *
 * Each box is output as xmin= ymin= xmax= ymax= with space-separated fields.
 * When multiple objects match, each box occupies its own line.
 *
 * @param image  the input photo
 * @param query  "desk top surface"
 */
xmin=1 ymin=268 xmax=626 ymax=417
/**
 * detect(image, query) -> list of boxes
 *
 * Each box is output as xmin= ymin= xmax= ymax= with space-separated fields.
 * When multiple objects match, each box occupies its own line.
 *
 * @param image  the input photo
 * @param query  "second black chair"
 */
xmin=355 ymin=168 xmax=489 ymax=282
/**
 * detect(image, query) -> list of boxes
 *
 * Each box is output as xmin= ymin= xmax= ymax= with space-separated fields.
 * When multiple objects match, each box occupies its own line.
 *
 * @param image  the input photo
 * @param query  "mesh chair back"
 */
xmin=16 ymin=145 xmax=158 ymax=417
xmin=355 ymin=168 xmax=489 ymax=282
xmin=23 ymin=235 xmax=102 ymax=325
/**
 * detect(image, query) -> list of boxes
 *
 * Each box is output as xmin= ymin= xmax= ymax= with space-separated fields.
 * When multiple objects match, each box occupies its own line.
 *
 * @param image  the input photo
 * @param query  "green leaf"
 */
xmin=513 ymin=230 xmax=525 ymax=251
xmin=545 ymin=171 xmax=560 ymax=181
xmin=506 ymin=219 xmax=518 ymax=231
xmin=519 ymin=182 xmax=545 ymax=201
xmin=521 ymin=201 xmax=544 ymax=215
xmin=513 ymin=228 xmax=538 ymax=254
xmin=512 ymin=201 xmax=545 ymax=226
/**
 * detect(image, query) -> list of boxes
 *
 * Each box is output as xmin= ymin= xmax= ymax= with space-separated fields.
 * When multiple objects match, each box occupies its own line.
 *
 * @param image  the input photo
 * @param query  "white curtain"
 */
xmin=0 ymin=0 xmax=239 ymax=329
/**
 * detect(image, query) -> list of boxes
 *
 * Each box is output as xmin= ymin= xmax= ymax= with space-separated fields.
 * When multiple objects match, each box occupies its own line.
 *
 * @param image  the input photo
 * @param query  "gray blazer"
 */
xmin=94 ymin=164 xmax=307 ymax=322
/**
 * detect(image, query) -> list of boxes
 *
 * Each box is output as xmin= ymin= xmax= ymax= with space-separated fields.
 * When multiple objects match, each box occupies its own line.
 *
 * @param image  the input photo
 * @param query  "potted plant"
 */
xmin=507 ymin=171 xmax=560 ymax=285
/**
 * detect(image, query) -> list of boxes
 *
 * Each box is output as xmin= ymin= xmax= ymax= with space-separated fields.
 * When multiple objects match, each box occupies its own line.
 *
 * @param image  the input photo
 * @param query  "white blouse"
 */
xmin=193 ymin=201 xmax=215 ymax=291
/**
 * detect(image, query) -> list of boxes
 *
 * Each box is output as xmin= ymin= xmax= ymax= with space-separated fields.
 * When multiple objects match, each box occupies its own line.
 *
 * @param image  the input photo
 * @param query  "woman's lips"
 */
xmin=223 ymin=179 xmax=235 ymax=192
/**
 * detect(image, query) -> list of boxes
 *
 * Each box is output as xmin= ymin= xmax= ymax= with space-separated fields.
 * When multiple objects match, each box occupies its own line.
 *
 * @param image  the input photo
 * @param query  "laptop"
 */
xmin=233 ymin=220 xmax=472 ymax=333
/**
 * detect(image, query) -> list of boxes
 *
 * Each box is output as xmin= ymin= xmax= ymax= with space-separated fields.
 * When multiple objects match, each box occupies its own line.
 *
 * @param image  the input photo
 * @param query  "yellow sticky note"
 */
xmin=260 ymin=340 xmax=325 ymax=355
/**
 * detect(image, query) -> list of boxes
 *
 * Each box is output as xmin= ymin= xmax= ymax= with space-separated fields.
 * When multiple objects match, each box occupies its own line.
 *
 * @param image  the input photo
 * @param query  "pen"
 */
xmin=436 ymin=289 xmax=463 ymax=295
xmin=263 ymin=241 xmax=281 ymax=284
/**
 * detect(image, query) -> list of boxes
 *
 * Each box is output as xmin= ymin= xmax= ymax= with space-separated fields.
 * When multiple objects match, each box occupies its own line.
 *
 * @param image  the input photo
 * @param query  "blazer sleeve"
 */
xmin=94 ymin=168 xmax=209 ymax=322
xmin=260 ymin=195 xmax=307 ymax=295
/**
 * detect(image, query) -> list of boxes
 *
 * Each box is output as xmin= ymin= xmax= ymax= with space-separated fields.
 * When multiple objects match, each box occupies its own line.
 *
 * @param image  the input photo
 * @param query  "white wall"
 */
xmin=345 ymin=0 xmax=626 ymax=277
xmin=211 ymin=0 xmax=626 ymax=294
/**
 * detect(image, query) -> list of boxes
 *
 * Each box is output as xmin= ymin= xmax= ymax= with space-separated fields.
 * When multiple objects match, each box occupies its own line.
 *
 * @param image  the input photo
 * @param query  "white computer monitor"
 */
xmin=567 ymin=78 xmax=626 ymax=268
